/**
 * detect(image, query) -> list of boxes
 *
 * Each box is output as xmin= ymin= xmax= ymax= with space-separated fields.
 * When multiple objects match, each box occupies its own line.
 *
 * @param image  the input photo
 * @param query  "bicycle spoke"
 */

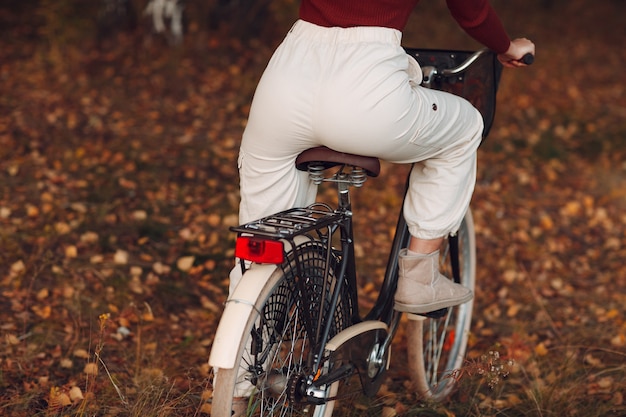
xmin=214 ymin=239 xmax=352 ymax=416
xmin=424 ymin=309 xmax=455 ymax=387
xmin=407 ymin=210 xmax=476 ymax=400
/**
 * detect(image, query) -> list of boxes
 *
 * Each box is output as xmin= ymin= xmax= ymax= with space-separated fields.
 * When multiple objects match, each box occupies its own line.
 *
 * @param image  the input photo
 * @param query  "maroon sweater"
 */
xmin=299 ymin=0 xmax=511 ymax=54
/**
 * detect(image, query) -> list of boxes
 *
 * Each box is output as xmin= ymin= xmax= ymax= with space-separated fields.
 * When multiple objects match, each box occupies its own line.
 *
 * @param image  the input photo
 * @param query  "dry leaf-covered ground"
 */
xmin=1 ymin=0 xmax=625 ymax=416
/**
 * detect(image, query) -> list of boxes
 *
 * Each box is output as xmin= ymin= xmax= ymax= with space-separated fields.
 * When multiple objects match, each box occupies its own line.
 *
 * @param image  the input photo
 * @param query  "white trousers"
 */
xmin=234 ymin=20 xmax=483 ymax=289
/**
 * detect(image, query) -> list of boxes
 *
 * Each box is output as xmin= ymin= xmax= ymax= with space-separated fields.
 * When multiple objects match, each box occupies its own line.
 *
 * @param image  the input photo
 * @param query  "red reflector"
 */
xmin=235 ymin=237 xmax=284 ymax=264
xmin=443 ymin=329 xmax=455 ymax=352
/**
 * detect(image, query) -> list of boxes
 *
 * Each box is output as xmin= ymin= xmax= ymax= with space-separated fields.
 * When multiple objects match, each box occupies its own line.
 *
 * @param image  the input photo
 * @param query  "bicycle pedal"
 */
xmin=407 ymin=308 xmax=448 ymax=320
xmin=425 ymin=308 xmax=448 ymax=319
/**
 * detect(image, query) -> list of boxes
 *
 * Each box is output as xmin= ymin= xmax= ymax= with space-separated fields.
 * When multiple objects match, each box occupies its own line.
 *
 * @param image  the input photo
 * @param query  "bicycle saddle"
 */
xmin=295 ymin=146 xmax=381 ymax=177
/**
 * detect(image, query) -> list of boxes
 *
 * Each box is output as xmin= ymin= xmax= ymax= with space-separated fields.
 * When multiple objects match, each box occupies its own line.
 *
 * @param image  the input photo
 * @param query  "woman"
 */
xmin=233 ymin=0 xmax=535 ymax=313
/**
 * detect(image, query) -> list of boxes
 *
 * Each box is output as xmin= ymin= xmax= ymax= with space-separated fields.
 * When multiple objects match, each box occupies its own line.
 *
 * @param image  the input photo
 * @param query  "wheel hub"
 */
xmin=287 ymin=373 xmax=308 ymax=403
xmin=367 ymin=342 xmax=386 ymax=379
xmin=264 ymin=369 xmax=290 ymax=399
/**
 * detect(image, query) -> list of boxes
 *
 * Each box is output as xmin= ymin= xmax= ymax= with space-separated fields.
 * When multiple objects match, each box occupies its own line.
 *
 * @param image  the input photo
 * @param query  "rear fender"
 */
xmin=208 ymin=235 xmax=309 ymax=369
xmin=208 ymin=263 xmax=278 ymax=369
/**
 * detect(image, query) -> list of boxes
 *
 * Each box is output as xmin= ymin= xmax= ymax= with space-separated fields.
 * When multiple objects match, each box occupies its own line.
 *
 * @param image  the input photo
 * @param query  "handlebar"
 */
xmin=438 ymin=48 xmax=490 ymax=77
xmin=520 ymin=53 xmax=534 ymax=65
xmin=421 ymin=48 xmax=533 ymax=87
xmin=439 ymin=49 xmax=534 ymax=76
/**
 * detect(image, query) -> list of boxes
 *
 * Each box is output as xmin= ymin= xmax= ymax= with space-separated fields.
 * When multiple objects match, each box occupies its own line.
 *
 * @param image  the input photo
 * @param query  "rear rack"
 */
xmin=230 ymin=203 xmax=344 ymax=240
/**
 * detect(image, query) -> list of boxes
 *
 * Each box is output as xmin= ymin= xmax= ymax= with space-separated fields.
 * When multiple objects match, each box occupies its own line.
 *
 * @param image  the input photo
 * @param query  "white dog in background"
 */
xmin=144 ymin=0 xmax=184 ymax=44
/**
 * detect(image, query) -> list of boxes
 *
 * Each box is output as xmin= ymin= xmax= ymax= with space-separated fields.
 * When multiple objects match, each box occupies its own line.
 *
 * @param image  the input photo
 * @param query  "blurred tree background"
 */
xmin=1 ymin=0 xmax=298 ymax=46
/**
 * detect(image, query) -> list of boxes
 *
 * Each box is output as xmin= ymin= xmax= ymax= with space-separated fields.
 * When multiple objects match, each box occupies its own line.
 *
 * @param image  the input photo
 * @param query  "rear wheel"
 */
xmin=406 ymin=209 xmax=476 ymax=400
xmin=212 ymin=240 xmax=354 ymax=416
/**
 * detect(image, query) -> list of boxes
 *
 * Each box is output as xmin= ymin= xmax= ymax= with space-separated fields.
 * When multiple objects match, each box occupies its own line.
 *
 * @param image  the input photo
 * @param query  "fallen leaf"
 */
xmin=10 ymin=260 xmax=25 ymax=275
xmin=584 ymin=353 xmax=603 ymax=367
xmin=80 ymin=231 xmax=99 ymax=244
xmin=610 ymin=334 xmax=625 ymax=348
xmin=55 ymin=222 xmax=71 ymax=234
xmin=49 ymin=387 xmax=71 ymax=408
xmin=382 ymin=406 xmax=397 ymax=417
xmin=26 ymin=204 xmax=39 ymax=217
xmin=153 ymin=261 xmax=170 ymax=274
xmin=35 ymin=288 xmax=49 ymax=300
xmin=534 ymin=342 xmax=548 ymax=356
xmin=73 ymin=349 xmax=89 ymax=359
xmin=60 ymin=358 xmax=73 ymax=368
xmin=114 ymin=249 xmax=129 ymax=264
xmin=32 ymin=305 xmax=51 ymax=319
xmin=5 ymin=334 xmax=20 ymax=345
xmin=177 ymin=256 xmax=195 ymax=271
xmin=84 ymin=362 xmax=98 ymax=375
xmin=69 ymin=386 xmax=84 ymax=402
xmin=65 ymin=245 xmax=78 ymax=258
xmin=90 ymin=254 xmax=104 ymax=264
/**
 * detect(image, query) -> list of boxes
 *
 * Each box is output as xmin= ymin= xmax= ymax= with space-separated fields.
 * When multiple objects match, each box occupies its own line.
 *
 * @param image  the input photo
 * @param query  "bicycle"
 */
xmin=208 ymin=48 xmax=515 ymax=416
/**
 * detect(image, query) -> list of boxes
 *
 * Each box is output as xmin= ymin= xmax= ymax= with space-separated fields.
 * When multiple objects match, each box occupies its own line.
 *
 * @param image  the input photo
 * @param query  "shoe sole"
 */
xmin=393 ymin=292 xmax=473 ymax=314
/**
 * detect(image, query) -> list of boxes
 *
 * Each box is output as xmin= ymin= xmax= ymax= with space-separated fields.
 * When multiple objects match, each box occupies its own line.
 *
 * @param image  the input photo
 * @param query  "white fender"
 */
xmin=208 ymin=263 xmax=279 ymax=369
xmin=209 ymin=235 xmax=310 ymax=369
xmin=324 ymin=321 xmax=388 ymax=352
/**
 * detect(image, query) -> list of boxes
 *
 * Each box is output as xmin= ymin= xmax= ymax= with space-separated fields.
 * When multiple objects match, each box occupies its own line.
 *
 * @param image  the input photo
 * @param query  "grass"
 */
xmin=1 ymin=309 xmax=211 ymax=417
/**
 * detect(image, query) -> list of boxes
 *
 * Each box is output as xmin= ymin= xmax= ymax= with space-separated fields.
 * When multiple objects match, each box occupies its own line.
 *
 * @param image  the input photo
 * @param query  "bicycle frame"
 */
xmin=303 ymin=168 xmax=411 ymax=380
xmin=223 ymin=147 xmax=469 ymax=402
xmin=210 ymin=48 xmax=503 ymax=411
xmin=227 ymin=166 xmax=453 ymax=404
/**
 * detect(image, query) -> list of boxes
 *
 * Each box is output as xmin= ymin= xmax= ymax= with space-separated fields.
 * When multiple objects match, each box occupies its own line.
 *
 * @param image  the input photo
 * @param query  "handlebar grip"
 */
xmin=521 ymin=53 xmax=534 ymax=65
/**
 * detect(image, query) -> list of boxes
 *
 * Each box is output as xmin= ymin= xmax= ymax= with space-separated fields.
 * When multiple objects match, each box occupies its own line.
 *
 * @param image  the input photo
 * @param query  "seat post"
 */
xmin=336 ymin=172 xmax=351 ymax=211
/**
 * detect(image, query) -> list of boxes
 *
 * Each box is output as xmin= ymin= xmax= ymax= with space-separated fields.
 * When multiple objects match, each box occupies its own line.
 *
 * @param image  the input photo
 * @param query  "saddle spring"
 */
xmin=307 ymin=164 xmax=368 ymax=188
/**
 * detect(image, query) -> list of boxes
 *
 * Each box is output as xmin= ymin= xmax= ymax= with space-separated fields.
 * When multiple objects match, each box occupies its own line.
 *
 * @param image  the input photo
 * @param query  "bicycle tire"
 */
xmin=212 ymin=240 xmax=354 ymax=417
xmin=405 ymin=209 xmax=476 ymax=400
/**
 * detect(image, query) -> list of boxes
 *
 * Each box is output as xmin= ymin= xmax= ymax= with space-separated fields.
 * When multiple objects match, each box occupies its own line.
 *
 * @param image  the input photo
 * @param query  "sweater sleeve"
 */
xmin=446 ymin=0 xmax=511 ymax=54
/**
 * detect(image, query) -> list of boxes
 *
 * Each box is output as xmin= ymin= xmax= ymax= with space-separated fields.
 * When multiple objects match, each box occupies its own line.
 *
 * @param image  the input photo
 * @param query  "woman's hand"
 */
xmin=498 ymin=38 xmax=535 ymax=67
